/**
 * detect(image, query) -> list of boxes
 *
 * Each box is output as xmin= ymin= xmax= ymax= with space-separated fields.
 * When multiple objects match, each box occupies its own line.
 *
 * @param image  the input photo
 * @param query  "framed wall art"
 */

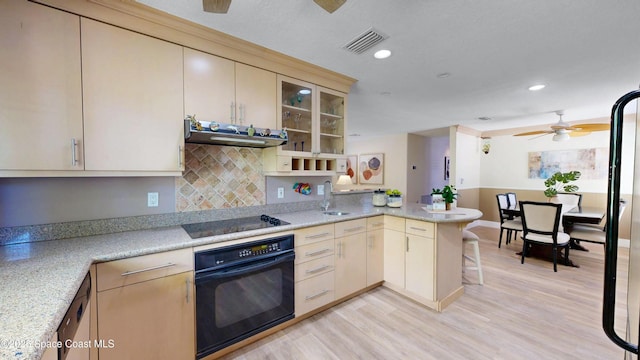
xmin=359 ymin=153 xmax=384 ymax=185
xmin=444 ymin=156 xmax=450 ymax=180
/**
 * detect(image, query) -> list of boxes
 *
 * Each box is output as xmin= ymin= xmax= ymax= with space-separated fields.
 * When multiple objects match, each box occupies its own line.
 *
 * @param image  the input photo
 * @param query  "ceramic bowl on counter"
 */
xmin=386 ymin=195 xmax=402 ymax=208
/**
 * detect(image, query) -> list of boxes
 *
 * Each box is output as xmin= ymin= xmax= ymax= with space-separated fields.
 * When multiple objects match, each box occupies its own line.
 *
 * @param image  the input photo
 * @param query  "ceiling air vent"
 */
xmin=342 ymin=27 xmax=388 ymax=54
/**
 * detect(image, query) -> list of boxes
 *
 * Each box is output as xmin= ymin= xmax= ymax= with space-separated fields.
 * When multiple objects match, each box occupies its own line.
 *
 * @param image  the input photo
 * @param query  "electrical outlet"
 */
xmin=317 ymin=184 xmax=324 ymax=195
xmin=147 ymin=192 xmax=159 ymax=207
xmin=277 ymin=187 xmax=284 ymax=199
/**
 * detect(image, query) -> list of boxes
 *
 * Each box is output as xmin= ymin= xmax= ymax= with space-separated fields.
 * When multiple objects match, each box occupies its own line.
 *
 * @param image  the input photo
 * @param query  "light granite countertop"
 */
xmin=0 ymin=203 xmax=481 ymax=360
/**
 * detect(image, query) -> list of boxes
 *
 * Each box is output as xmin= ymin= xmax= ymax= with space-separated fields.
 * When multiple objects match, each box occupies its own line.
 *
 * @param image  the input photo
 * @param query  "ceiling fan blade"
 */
xmin=514 ymin=130 xmax=552 ymax=136
xmin=572 ymin=123 xmax=610 ymax=132
xmin=203 ymin=0 xmax=231 ymax=13
xmin=568 ymin=131 xmax=591 ymax=137
xmin=313 ymin=0 xmax=346 ymax=13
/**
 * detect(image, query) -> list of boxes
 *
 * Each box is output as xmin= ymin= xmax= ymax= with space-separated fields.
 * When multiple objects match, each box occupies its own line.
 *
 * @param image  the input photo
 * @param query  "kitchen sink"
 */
xmin=323 ymin=211 xmax=350 ymax=216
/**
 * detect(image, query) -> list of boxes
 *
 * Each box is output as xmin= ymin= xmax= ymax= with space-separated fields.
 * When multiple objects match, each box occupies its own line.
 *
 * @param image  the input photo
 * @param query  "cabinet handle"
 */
xmin=337 ymin=241 xmax=343 ymax=258
xmin=230 ymin=101 xmax=235 ymax=123
xmin=305 ymin=264 xmax=330 ymax=274
xmin=371 ymin=222 xmax=384 ymax=228
xmin=368 ymin=235 xmax=373 ymax=249
xmin=178 ymin=145 xmax=184 ymax=168
xmin=239 ymin=103 xmax=245 ymax=125
xmin=121 ymin=262 xmax=176 ymax=277
xmin=71 ymin=138 xmax=78 ymax=166
xmin=409 ymin=226 xmax=427 ymax=232
xmin=305 ymin=289 xmax=329 ymax=301
xmin=185 ymin=277 xmax=190 ymax=304
xmin=406 ymin=236 xmax=410 ymax=252
xmin=343 ymin=226 xmax=364 ymax=233
xmin=305 ymin=248 xmax=331 ymax=257
xmin=306 ymin=232 xmax=331 ymax=240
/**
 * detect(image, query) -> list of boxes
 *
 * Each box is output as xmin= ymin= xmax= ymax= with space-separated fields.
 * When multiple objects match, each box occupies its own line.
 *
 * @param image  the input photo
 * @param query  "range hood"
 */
xmin=184 ymin=119 xmax=287 ymax=148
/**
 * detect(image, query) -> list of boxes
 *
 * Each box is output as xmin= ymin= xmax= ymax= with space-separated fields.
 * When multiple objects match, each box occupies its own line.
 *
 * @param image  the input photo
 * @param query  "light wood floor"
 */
xmin=221 ymin=226 xmax=630 ymax=359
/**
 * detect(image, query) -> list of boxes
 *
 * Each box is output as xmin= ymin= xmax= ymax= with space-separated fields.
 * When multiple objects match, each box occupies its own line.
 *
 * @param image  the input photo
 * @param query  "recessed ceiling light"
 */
xmin=477 ymin=117 xmax=491 ymax=121
xmin=374 ymin=49 xmax=391 ymax=59
xmin=437 ymin=72 xmax=451 ymax=79
xmin=528 ymin=84 xmax=546 ymax=91
xmin=349 ymin=133 xmax=361 ymax=137
xmin=298 ymin=89 xmax=311 ymax=95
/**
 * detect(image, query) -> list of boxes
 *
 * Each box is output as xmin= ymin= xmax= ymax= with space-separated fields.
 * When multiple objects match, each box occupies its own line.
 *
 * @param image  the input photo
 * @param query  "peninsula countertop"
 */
xmin=0 ymin=203 xmax=481 ymax=360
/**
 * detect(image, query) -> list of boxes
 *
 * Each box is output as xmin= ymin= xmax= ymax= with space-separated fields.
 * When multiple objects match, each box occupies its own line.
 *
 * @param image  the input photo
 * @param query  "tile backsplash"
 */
xmin=176 ymin=144 xmax=265 ymax=211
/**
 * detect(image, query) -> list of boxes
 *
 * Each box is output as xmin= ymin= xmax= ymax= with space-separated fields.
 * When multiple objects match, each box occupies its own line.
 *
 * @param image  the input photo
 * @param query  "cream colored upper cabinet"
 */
xmin=0 ymin=1 xmax=83 ymax=171
xmin=184 ymin=49 xmax=276 ymax=129
xmin=184 ymin=48 xmax=235 ymax=123
xmin=235 ymin=63 xmax=277 ymax=129
xmin=81 ymin=18 xmax=184 ymax=172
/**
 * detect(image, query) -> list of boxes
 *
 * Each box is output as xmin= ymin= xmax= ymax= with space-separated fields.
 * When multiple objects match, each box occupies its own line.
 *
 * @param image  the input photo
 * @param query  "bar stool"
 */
xmin=462 ymin=230 xmax=484 ymax=285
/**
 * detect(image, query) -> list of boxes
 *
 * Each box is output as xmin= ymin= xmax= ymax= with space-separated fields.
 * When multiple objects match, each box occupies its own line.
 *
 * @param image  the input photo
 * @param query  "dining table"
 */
xmin=501 ymin=204 xmax=606 ymax=267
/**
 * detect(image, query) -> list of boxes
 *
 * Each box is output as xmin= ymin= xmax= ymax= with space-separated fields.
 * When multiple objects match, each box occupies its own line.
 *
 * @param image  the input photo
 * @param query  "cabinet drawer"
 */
xmin=295 ymin=271 xmax=334 ymax=317
xmin=335 ymin=219 xmax=366 ymax=237
xmin=406 ymin=219 xmax=435 ymax=238
xmin=295 ymin=239 xmax=334 ymax=264
xmin=294 ymin=224 xmax=334 ymax=246
xmin=384 ymin=215 xmax=406 ymax=232
xmin=367 ymin=216 xmax=385 ymax=231
xmin=295 ymin=255 xmax=335 ymax=282
xmin=276 ymin=156 xmax=292 ymax=172
xmin=97 ymin=248 xmax=193 ymax=292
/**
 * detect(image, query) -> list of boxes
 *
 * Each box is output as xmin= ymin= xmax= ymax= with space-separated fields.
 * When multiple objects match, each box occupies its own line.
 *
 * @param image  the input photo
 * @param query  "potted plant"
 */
xmin=543 ymin=171 xmax=581 ymax=198
xmin=431 ymin=185 xmax=457 ymax=210
xmin=386 ymin=189 xmax=403 ymax=208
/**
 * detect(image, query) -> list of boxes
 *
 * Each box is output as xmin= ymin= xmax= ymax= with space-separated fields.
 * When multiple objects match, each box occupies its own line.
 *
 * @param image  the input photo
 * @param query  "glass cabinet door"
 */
xmin=319 ymin=88 xmax=345 ymax=155
xmin=280 ymin=78 xmax=313 ymax=153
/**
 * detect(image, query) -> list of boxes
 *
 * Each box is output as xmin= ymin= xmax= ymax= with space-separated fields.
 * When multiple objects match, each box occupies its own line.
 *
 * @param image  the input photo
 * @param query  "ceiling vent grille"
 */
xmin=342 ymin=27 xmax=388 ymax=54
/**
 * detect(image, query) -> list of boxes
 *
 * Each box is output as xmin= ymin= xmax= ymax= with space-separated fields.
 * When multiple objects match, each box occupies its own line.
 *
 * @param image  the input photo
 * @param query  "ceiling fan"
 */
xmin=203 ymin=0 xmax=346 ymax=14
xmin=513 ymin=111 xmax=610 ymax=141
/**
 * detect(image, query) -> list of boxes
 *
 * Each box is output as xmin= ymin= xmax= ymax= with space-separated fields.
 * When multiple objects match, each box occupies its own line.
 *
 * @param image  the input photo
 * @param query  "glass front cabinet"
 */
xmin=264 ymin=75 xmax=348 ymax=175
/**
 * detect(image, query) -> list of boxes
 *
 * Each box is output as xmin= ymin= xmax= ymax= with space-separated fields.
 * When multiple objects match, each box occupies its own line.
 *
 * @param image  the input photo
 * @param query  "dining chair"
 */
xmin=496 ymin=194 xmax=522 ymax=248
xmin=506 ymin=192 xmax=518 ymax=210
xmin=568 ymin=199 xmax=627 ymax=246
xmin=519 ymin=201 xmax=571 ymax=272
xmin=550 ymin=193 xmax=582 ymax=212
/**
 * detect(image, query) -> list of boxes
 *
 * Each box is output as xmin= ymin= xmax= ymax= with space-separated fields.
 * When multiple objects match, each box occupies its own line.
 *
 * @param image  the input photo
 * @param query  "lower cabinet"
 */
xmin=366 ymin=216 xmax=385 ymax=286
xmin=294 ymin=224 xmax=336 ymax=317
xmin=334 ymin=219 xmax=367 ymax=299
xmin=95 ymin=249 xmax=194 ymax=360
xmin=383 ymin=216 xmax=406 ymax=289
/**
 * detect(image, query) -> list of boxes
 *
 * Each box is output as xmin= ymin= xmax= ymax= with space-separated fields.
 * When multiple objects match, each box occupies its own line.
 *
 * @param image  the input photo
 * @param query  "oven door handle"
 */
xmin=196 ymin=252 xmax=294 ymax=282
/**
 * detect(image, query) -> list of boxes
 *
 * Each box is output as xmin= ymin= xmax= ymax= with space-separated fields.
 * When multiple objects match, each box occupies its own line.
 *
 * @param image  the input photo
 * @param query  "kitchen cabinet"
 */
xmin=294 ymin=224 xmax=335 ymax=316
xmin=366 ymin=216 xmax=385 ymax=286
xmin=334 ymin=219 xmax=367 ymax=299
xmin=264 ymin=75 xmax=347 ymax=175
xmin=405 ymin=223 xmax=435 ymax=301
xmin=0 ymin=1 xmax=83 ymax=171
xmin=81 ymin=18 xmax=184 ymax=172
xmin=383 ymin=216 xmax=407 ymax=289
xmin=96 ymin=248 xmax=194 ymax=360
xmin=184 ymin=48 xmax=276 ymax=129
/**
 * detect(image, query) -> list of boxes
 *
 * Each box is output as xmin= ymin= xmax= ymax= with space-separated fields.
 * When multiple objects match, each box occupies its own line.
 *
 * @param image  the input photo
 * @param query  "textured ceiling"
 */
xmin=139 ymin=0 xmax=640 ymax=137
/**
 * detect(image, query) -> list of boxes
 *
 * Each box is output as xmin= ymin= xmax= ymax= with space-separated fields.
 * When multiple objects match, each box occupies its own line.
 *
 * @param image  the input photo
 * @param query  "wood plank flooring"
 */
xmin=221 ymin=226 xmax=629 ymax=359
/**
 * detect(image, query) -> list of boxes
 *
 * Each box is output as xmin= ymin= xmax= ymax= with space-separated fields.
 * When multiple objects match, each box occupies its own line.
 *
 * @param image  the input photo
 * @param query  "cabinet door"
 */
xmin=366 ymin=228 xmax=384 ymax=286
xmin=184 ymin=48 xmax=235 ymax=122
xmin=81 ymin=18 xmax=184 ymax=172
xmin=334 ymin=232 xmax=367 ymax=299
xmin=0 ymin=1 xmax=83 ymax=171
xmin=235 ymin=63 xmax=276 ymax=129
xmin=405 ymin=234 xmax=435 ymax=301
xmin=383 ymin=228 xmax=405 ymax=288
xmin=277 ymin=75 xmax=315 ymax=154
xmin=97 ymin=271 xmax=194 ymax=360
xmin=318 ymin=87 xmax=346 ymax=155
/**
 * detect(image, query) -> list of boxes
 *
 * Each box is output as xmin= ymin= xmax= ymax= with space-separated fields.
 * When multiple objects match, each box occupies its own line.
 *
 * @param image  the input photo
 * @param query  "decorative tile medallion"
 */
xmin=176 ymin=144 xmax=265 ymax=212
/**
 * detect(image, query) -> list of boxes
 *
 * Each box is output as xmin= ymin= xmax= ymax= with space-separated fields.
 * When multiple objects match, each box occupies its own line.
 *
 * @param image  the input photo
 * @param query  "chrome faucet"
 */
xmin=322 ymin=180 xmax=332 ymax=211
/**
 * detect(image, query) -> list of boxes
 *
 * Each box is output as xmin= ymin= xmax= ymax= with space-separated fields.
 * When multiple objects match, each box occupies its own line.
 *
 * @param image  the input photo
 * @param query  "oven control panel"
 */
xmin=195 ymin=234 xmax=294 ymax=271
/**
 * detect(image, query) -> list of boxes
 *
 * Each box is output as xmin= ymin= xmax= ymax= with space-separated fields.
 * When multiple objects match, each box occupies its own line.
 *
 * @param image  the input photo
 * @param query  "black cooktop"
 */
xmin=181 ymin=215 xmax=290 ymax=239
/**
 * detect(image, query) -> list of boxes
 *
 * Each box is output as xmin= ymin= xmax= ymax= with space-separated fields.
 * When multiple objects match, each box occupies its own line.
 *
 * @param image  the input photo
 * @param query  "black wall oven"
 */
xmin=194 ymin=234 xmax=295 ymax=359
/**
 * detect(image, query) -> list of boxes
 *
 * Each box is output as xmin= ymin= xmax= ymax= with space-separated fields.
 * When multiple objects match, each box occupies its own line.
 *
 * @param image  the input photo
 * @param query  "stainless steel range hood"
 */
xmin=184 ymin=119 xmax=287 ymax=148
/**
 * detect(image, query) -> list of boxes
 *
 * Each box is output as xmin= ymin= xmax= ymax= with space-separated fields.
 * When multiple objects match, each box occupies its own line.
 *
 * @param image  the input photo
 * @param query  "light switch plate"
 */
xmin=277 ymin=187 xmax=284 ymax=199
xmin=147 ymin=192 xmax=159 ymax=207
xmin=318 ymin=184 xmax=324 ymax=195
